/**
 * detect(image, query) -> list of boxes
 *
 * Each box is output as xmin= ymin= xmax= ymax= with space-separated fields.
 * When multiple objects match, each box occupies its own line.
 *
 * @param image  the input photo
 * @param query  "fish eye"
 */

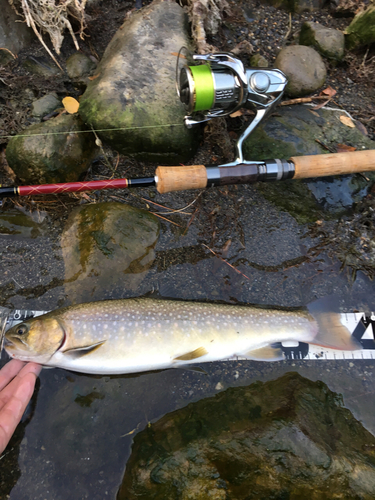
xmin=16 ymin=324 xmax=28 ymax=336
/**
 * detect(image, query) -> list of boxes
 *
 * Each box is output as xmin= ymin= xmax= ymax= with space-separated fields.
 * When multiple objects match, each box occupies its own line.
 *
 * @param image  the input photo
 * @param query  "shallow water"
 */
xmin=1 ymin=183 xmax=375 ymax=499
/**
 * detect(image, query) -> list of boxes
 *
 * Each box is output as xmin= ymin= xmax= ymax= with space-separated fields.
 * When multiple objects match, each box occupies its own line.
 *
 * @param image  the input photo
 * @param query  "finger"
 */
xmin=0 ymin=363 xmax=41 ymax=411
xmin=0 ymin=373 xmax=36 ymax=455
xmin=0 ymin=360 xmax=26 ymax=392
xmin=18 ymin=363 xmax=42 ymax=379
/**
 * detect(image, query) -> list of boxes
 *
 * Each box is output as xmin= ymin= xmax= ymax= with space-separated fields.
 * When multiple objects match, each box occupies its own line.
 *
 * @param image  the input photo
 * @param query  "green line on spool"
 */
xmin=190 ymin=64 xmax=214 ymax=111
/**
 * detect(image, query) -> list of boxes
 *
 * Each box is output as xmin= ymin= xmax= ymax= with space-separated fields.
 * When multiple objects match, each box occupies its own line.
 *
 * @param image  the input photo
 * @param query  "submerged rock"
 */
xmin=119 ymin=372 xmax=375 ymax=500
xmin=5 ymin=114 xmax=97 ymax=184
xmin=61 ymin=202 xmax=159 ymax=302
xmin=274 ymin=45 xmax=326 ymax=97
xmin=242 ymin=105 xmax=375 ymax=220
xmin=299 ymin=21 xmax=345 ymax=62
xmin=345 ymin=4 xmax=375 ymax=50
xmin=79 ymin=0 xmax=199 ymax=164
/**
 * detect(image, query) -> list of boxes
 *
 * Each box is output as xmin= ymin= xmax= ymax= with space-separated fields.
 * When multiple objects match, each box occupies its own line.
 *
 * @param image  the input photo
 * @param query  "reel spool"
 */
xmin=176 ymin=47 xmax=288 ymax=163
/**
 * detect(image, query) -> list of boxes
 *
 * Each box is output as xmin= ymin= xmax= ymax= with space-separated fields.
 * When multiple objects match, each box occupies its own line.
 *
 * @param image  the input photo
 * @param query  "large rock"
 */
xmin=274 ymin=45 xmax=327 ymax=97
xmin=79 ymin=0 xmax=199 ymax=164
xmin=345 ymin=4 xmax=375 ymax=49
xmin=300 ymin=21 xmax=345 ymax=62
xmin=61 ymin=202 xmax=160 ymax=302
xmin=119 ymin=372 xmax=375 ymax=500
xmin=5 ymin=114 xmax=97 ymax=184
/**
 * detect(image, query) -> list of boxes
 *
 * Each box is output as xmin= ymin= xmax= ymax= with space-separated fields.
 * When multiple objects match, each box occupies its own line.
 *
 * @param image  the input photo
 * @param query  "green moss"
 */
xmin=345 ymin=5 xmax=375 ymax=49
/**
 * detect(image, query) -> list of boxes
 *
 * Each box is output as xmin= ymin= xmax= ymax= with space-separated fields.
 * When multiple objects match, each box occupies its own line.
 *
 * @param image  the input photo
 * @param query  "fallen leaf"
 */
xmin=320 ymin=86 xmax=337 ymax=98
xmin=62 ymin=96 xmax=80 ymax=114
xmin=336 ymin=143 xmax=356 ymax=153
xmin=340 ymin=115 xmax=355 ymax=128
xmin=229 ymin=110 xmax=243 ymax=118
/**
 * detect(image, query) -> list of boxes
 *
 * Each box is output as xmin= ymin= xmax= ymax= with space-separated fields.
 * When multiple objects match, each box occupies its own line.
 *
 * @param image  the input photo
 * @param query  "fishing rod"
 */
xmin=1 ymin=48 xmax=375 ymax=200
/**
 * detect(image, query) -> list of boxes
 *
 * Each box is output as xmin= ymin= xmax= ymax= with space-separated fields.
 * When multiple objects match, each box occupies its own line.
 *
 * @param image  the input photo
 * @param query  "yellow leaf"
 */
xmin=340 ymin=115 xmax=355 ymax=128
xmin=62 ymin=96 xmax=80 ymax=114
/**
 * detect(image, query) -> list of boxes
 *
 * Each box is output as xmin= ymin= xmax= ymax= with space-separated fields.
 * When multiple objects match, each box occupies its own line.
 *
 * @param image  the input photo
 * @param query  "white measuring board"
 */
xmin=2 ymin=309 xmax=375 ymax=362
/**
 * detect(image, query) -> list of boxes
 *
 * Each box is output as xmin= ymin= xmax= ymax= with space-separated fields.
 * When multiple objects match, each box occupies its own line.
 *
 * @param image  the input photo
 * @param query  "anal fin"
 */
xmin=173 ymin=346 xmax=208 ymax=361
xmin=243 ymin=346 xmax=284 ymax=361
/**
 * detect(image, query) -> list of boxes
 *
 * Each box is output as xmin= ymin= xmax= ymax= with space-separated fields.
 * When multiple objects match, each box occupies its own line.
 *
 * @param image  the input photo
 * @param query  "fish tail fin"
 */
xmin=308 ymin=297 xmax=361 ymax=351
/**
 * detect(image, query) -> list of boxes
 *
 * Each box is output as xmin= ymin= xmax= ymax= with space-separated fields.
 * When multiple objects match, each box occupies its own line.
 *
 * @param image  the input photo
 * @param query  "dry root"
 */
xmin=9 ymin=0 xmax=88 ymax=69
xmin=180 ymin=0 xmax=230 ymax=53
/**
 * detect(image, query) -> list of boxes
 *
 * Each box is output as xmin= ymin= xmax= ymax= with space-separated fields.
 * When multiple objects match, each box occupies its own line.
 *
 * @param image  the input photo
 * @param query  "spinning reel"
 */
xmin=176 ymin=47 xmax=288 ymax=165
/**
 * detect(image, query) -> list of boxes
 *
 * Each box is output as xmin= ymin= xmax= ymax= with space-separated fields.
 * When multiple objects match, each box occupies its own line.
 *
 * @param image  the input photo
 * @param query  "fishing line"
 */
xmin=0 ymin=123 xmax=185 ymax=140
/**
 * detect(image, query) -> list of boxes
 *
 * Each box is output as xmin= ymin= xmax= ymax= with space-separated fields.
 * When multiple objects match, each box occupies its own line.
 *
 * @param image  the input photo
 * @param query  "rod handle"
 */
xmin=290 ymin=150 xmax=375 ymax=179
xmin=156 ymin=165 xmax=207 ymax=193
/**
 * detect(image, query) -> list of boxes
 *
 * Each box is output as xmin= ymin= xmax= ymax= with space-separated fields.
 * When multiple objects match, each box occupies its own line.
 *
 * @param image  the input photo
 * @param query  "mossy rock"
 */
xmin=345 ymin=4 xmax=375 ymax=50
xmin=5 ymin=114 xmax=97 ymax=184
xmin=79 ymin=0 xmax=199 ymax=164
xmin=61 ymin=202 xmax=160 ymax=302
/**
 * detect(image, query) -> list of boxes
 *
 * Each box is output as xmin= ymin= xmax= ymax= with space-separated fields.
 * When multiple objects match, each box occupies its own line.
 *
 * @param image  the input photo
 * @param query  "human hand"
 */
xmin=0 ymin=359 xmax=41 ymax=454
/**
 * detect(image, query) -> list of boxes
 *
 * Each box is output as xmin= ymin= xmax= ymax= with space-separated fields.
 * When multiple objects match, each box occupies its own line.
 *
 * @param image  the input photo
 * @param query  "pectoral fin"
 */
xmin=63 ymin=340 xmax=106 ymax=359
xmin=173 ymin=347 xmax=208 ymax=361
xmin=243 ymin=346 xmax=284 ymax=361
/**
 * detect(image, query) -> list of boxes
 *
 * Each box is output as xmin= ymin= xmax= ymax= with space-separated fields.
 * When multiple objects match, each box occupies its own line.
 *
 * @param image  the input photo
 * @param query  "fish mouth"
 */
xmin=4 ymin=337 xmax=13 ymax=347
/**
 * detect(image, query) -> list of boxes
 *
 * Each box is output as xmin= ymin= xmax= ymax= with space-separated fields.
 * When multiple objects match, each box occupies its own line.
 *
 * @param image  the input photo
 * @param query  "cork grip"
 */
xmin=155 ymin=165 xmax=207 ymax=193
xmin=291 ymin=150 xmax=375 ymax=179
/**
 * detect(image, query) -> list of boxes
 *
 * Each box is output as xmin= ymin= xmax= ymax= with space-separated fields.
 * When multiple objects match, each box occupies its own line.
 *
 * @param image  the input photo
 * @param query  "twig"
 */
xmin=152 ymin=213 xmax=182 ymax=227
xmin=284 ymin=12 xmax=292 ymax=41
xmin=281 ymin=96 xmax=329 ymax=106
xmin=202 ymin=243 xmax=251 ymax=281
xmin=0 ymin=48 xmax=17 ymax=59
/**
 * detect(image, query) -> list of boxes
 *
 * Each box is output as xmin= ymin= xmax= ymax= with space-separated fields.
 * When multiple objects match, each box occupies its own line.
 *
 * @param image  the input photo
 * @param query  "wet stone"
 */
xmin=31 ymin=93 xmax=61 ymax=117
xmin=243 ymin=105 xmax=375 ymax=220
xmin=300 ymin=21 xmax=345 ymax=62
xmin=274 ymin=45 xmax=327 ymax=97
xmin=61 ymin=202 xmax=160 ymax=303
xmin=119 ymin=372 xmax=375 ymax=500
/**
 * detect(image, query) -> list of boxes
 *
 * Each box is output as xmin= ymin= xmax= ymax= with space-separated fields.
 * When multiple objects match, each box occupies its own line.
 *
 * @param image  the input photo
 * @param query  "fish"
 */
xmin=3 ymin=297 xmax=361 ymax=375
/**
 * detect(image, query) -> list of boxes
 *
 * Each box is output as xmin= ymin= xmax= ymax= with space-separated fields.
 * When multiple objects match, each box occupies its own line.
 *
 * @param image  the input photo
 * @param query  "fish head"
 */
xmin=4 ymin=316 xmax=65 ymax=363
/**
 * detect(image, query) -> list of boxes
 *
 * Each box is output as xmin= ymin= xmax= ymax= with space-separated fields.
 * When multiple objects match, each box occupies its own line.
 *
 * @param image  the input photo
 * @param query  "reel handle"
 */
xmin=291 ymin=150 xmax=375 ymax=179
xmin=156 ymin=150 xmax=375 ymax=193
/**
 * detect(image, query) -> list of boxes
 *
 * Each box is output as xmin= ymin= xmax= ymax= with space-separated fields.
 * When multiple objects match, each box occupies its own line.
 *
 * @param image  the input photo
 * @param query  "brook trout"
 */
xmin=3 ymin=298 xmax=360 ymax=375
